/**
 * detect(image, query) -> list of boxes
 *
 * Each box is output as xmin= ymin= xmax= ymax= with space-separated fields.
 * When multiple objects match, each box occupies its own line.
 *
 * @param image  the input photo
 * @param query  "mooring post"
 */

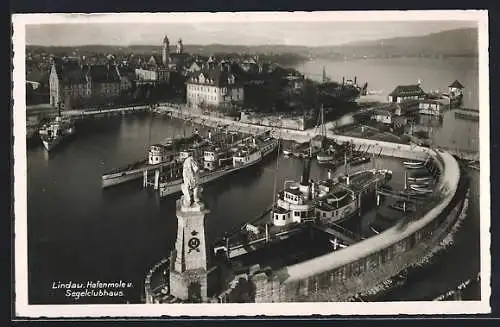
xmin=358 ymin=195 xmax=362 ymax=216
xmin=154 ymin=169 xmax=160 ymax=190
xmin=143 ymin=170 xmax=148 ymax=188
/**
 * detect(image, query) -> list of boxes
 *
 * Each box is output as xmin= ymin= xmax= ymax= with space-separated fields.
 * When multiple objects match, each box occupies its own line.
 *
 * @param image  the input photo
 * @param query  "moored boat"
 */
xmin=409 ymin=184 xmax=434 ymax=194
xmin=316 ymin=147 xmax=335 ymax=163
xmin=213 ymin=158 xmax=392 ymax=260
xmin=158 ymin=133 xmax=279 ymax=198
xmin=389 ymin=200 xmax=417 ymax=213
xmin=403 ymin=159 xmax=426 ymax=169
xmin=101 ymin=130 xmax=238 ymax=188
xmin=349 ymin=155 xmax=371 ymax=166
xmin=101 ymin=144 xmax=179 ymax=188
xmin=39 ymin=115 xmax=75 ymax=152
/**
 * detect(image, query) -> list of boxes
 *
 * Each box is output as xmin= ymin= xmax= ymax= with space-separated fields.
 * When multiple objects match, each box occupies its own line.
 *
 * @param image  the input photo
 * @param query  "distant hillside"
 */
xmin=26 ymin=44 xmax=312 ymax=58
xmin=26 ymin=28 xmax=478 ymax=63
xmin=311 ymin=28 xmax=479 ymax=59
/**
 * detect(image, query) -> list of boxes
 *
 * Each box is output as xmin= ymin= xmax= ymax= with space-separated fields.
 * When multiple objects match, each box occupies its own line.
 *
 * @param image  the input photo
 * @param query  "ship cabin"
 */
xmin=272 ymin=206 xmax=290 ymax=227
xmin=148 ymin=144 xmax=175 ymax=165
xmin=203 ymin=147 xmax=232 ymax=171
xmin=203 ymin=148 xmax=220 ymax=170
xmin=232 ymin=145 xmax=261 ymax=167
xmin=274 ymin=183 xmax=316 ymax=227
xmin=314 ymin=189 xmax=356 ymax=223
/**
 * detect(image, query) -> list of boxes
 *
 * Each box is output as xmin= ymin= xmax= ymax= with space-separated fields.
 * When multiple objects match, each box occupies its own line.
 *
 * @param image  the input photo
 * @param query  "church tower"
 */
xmin=169 ymin=187 xmax=215 ymax=302
xmin=162 ymin=35 xmax=170 ymax=66
xmin=176 ymin=38 xmax=184 ymax=54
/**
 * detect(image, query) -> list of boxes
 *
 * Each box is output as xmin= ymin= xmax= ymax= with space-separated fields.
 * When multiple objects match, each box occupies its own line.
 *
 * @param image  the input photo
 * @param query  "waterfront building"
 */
xmin=388 ymin=84 xmax=426 ymax=103
xmin=373 ymin=109 xmax=394 ymax=125
xmin=448 ymin=80 xmax=464 ymax=99
xmin=371 ymin=101 xmax=417 ymax=125
xmin=186 ymin=69 xmax=244 ymax=111
xmin=418 ymin=99 xmax=447 ymax=116
xmin=49 ymin=57 xmax=121 ymax=109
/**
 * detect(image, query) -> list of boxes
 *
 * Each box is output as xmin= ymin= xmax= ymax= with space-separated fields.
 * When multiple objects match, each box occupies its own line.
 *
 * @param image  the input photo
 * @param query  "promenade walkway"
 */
xmin=156 ymin=104 xmax=479 ymax=162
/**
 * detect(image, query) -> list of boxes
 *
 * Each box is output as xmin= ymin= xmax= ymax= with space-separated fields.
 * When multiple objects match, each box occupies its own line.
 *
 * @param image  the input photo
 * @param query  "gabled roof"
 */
xmin=53 ymin=58 xmax=120 ymax=85
xmin=449 ymin=80 xmax=464 ymax=89
xmin=373 ymin=109 xmax=393 ymax=117
xmin=388 ymin=84 xmax=425 ymax=97
xmin=88 ymin=65 xmax=121 ymax=83
xmin=187 ymin=69 xmax=237 ymax=87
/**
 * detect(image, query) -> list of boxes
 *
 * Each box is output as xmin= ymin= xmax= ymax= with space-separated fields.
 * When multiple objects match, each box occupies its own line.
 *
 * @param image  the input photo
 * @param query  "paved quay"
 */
xmin=156 ymin=104 xmax=479 ymax=161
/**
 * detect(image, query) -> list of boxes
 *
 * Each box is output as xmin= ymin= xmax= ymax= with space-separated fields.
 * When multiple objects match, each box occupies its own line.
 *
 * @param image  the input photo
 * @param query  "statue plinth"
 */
xmin=178 ymin=196 xmax=208 ymax=213
xmin=169 ymin=154 xmax=217 ymax=302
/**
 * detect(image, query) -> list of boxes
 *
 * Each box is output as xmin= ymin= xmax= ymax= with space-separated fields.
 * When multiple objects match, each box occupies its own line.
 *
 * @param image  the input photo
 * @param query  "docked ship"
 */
xmin=101 ymin=143 xmax=179 ymax=188
xmin=157 ymin=132 xmax=279 ymax=198
xmin=316 ymin=145 xmax=335 ymax=163
xmin=101 ymin=133 xmax=218 ymax=188
xmin=27 ymin=116 xmax=40 ymax=142
xmin=39 ymin=115 xmax=75 ymax=152
xmin=213 ymin=153 xmax=392 ymax=260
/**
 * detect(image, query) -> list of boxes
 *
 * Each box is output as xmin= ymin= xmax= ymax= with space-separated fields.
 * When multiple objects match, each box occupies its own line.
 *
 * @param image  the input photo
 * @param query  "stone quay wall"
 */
xmin=250 ymin=150 xmax=463 ymax=302
xmin=156 ymin=106 xmax=464 ymax=303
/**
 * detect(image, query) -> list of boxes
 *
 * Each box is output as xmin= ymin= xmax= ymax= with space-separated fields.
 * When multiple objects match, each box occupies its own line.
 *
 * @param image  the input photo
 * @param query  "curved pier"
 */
xmin=147 ymin=105 xmax=468 ymax=303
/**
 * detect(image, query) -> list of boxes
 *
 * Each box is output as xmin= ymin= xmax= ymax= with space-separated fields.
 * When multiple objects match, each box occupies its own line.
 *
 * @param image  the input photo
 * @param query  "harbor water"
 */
xmin=26 ymin=57 xmax=481 ymax=304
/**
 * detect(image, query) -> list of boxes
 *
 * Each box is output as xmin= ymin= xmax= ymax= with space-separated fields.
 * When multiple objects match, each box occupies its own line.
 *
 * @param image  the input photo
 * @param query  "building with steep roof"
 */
xmin=186 ymin=68 xmax=244 ymax=111
xmin=49 ymin=57 xmax=121 ymax=108
xmin=448 ymin=80 xmax=464 ymax=99
xmin=388 ymin=84 xmax=426 ymax=103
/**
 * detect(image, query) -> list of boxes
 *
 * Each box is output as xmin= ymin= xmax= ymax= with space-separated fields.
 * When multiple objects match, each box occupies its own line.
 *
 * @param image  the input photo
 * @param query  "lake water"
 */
xmin=26 ymin=57 xmax=481 ymax=305
xmin=296 ymin=57 xmax=480 ymax=153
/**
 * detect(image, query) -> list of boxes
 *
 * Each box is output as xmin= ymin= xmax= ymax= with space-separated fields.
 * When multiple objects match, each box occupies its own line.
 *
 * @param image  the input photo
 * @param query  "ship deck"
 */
xmin=227 ymin=224 xmax=336 ymax=274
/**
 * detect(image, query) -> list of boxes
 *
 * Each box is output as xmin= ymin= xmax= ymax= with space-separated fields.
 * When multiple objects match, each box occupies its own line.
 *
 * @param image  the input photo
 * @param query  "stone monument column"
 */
xmin=169 ymin=155 xmax=211 ymax=302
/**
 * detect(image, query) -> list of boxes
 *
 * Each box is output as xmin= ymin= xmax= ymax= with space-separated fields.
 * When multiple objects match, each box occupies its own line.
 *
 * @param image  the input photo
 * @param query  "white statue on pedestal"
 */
xmin=181 ymin=154 xmax=202 ymax=208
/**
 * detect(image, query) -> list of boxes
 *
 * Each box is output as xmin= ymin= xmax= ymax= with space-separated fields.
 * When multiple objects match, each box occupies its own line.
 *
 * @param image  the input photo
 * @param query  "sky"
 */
xmin=25 ymin=20 xmax=478 ymax=47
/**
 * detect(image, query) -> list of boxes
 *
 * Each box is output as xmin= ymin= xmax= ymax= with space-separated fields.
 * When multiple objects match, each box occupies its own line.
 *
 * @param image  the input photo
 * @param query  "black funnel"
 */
xmin=300 ymin=156 xmax=312 ymax=186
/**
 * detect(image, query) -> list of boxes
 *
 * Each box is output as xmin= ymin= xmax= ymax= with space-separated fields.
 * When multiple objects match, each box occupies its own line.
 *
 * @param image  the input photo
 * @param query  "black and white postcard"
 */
xmin=12 ymin=11 xmax=490 ymax=317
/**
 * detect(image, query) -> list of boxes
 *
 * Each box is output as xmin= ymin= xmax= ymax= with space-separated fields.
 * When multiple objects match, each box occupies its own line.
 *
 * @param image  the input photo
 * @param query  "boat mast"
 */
xmin=269 ymin=133 xmax=281 ymax=243
xmin=404 ymin=168 xmax=408 ymax=190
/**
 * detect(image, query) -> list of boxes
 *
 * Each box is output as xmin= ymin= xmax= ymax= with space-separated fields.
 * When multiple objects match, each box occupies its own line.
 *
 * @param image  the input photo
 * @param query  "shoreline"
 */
xmin=154 ymin=105 xmax=479 ymax=161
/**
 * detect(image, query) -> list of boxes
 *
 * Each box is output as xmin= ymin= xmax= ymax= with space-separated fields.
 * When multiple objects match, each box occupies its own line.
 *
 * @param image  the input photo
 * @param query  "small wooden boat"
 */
xmin=317 ymin=150 xmax=335 ymax=163
xmin=407 ymin=178 xmax=432 ymax=187
xmin=409 ymin=185 xmax=434 ymax=194
xmin=390 ymin=201 xmax=416 ymax=213
xmin=349 ymin=156 xmax=371 ymax=166
xmin=403 ymin=160 xmax=425 ymax=169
